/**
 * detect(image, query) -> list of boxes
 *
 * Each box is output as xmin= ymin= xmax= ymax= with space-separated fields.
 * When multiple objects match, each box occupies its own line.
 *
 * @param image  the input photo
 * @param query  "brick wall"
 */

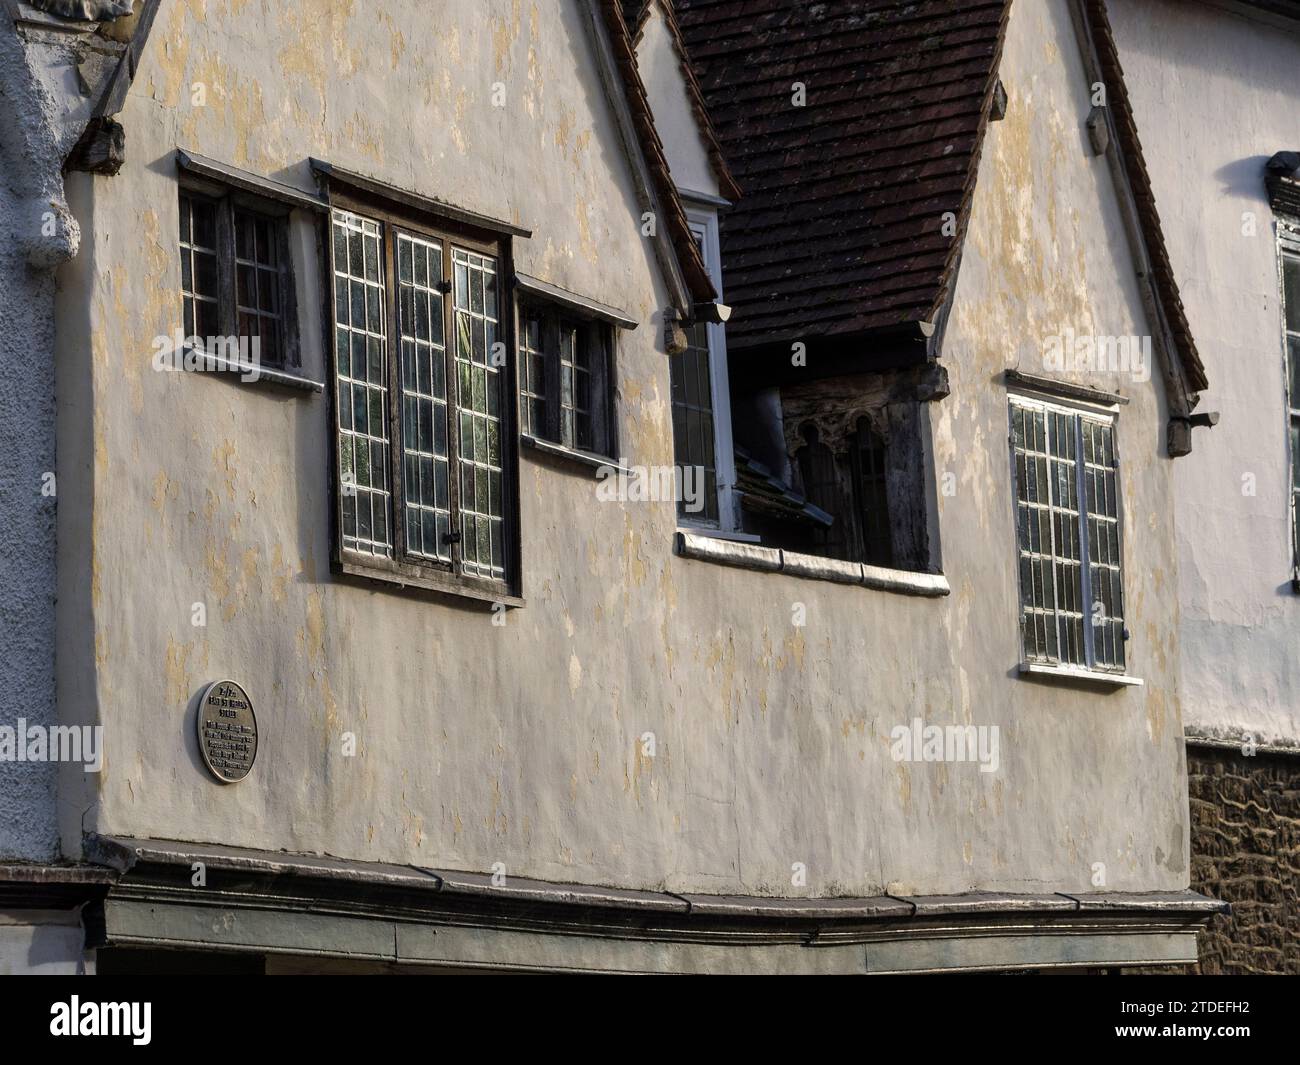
xmin=1188 ymin=745 xmax=1300 ymax=974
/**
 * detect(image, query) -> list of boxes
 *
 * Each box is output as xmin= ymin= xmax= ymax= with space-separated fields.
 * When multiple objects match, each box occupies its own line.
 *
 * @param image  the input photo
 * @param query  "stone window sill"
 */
xmin=1018 ymin=662 xmax=1143 ymax=688
xmin=675 ymin=530 xmax=949 ymax=597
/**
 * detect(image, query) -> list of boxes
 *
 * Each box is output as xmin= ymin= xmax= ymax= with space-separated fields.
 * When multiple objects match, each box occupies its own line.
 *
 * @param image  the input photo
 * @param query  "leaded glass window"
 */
xmin=670 ymin=320 xmax=718 ymax=524
xmin=398 ymin=232 xmax=450 ymax=562
xmin=517 ymin=306 xmax=613 ymax=456
xmin=1281 ymin=250 xmax=1300 ymax=572
xmin=519 ymin=313 xmax=547 ymax=439
xmin=559 ymin=322 xmax=593 ymax=451
xmin=179 ymin=193 xmax=220 ymax=339
xmin=177 ymin=188 xmax=295 ymax=367
xmin=452 ymin=248 xmax=505 ymax=580
xmin=330 ymin=206 xmax=514 ymax=591
xmin=1010 ymin=396 xmax=1126 ymax=673
xmin=234 ymin=209 xmax=285 ymax=364
xmin=853 ymin=420 xmax=892 ymax=568
xmin=333 ymin=210 xmax=391 ymax=557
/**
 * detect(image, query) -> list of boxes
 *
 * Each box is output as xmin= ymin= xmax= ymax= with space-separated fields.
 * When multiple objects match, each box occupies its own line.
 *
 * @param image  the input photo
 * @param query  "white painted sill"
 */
xmin=180 ymin=350 xmax=324 ymax=394
xmin=1018 ymin=662 xmax=1144 ymax=688
xmin=675 ymin=530 xmax=950 ymax=597
xmin=520 ymin=434 xmax=628 ymax=475
xmin=676 ymin=523 xmax=761 ymax=544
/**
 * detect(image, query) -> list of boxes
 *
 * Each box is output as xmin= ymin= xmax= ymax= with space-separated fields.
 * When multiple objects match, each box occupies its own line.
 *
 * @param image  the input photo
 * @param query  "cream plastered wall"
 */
xmin=635 ymin=1 xmax=719 ymax=199
xmin=56 ymin=0 xmax=1189 ymax=897
xmin=1109 ymin=0 xmax=1300 ymax=748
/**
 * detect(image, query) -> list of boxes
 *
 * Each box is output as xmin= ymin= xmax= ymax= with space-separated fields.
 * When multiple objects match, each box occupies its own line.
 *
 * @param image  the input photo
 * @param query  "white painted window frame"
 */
xmin=683 ymin=207 xmax=740 ymax=533
xmin=1276 ymin=226 xmax=1300 ymax=584
xmin=1007 ymin=390 xmax=1133 ymax=680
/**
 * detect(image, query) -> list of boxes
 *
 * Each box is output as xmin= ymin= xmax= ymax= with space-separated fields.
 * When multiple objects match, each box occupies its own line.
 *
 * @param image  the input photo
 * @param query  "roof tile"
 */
xmin=676 ymin=0 xmax=1010 ymax=348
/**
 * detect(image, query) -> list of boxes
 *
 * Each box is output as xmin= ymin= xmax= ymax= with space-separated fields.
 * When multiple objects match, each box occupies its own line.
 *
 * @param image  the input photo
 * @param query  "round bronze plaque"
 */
xmin=196 ymin=679 xmax=258 ymax=783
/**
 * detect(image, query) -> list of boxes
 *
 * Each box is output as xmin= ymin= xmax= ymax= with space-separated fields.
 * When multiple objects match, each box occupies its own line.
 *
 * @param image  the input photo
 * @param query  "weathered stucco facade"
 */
xmin=0 ymin=11 xmax=86 ymax=864
xmin=1110 ymin=0 xmax=1300 ymax=972
xmin=57 ymin=0 xmax=1187 ymax=896
xmin=0 ymin=0 xmax=1232 ymax=973
xmin=1112 ymin=0 xmax=1300 ymax=752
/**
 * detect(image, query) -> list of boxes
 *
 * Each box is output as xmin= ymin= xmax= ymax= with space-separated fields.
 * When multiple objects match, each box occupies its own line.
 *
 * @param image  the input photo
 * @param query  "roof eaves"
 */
xmin=595 ymin=0 xmax=718 ymax=307
xmin=622 ymin=0 xmax=650 ymax=38
xmin=923 ymin=0 xmax=1012 ymax=331
xmin=655 ymin=0 xmax=743 ymax=202
xmin=1078 ymin=0 xmax=1209 ymax=397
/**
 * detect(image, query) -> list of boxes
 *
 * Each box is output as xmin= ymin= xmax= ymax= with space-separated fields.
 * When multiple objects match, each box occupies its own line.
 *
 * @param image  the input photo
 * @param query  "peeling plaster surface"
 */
xmin=0 ymin=192 xmax=60 ymax=861
xmin=55 ymin=0 xmax=1190 ymax=897
xmin=0 ymin=21 xmax=90 ymax=860
xmin=1109 ymin=0 xmax=1300 ymax=749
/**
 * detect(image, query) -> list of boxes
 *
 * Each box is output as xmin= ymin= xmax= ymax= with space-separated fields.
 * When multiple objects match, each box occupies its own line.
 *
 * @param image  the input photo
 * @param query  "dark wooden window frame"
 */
xmin=850 ymin=418 xmax=893 ymax=568
xmin=326 ymin=186 xmax=523 ymax=607
xmin=517 ymin=300 xmax=617 ymax=461
xmin=176 ymin=176 xmax=300 ymax=370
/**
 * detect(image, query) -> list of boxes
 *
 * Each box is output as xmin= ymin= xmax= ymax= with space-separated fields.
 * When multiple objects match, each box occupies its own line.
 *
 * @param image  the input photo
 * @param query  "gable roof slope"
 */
xmin=627 ymin=0 xmax=742 ymax=202
xmin=598 ymin=0 xmax=718 ymax=306
xmin=676 ymin=0 xmax=1011 ymax=350
xmin=1081 ymin=0 xmax=1207 ymax=394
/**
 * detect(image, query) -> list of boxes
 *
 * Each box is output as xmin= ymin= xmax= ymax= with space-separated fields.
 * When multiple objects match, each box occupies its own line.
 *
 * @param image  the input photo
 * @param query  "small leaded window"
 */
xmin=179 ymin=194 xmax=220 ymax=339
xmin=177 ymin=189 xmax=294 ymax=367
xmin=452 ymin=247 xmax=506 ymax=580
xmin=852 ymin=420 xmax=892 ymax=567
xmin=670 ymin=320 xmax=718 ymax=524
xmin=330 ymin=205 xmax=514 ymax=591
xmin=334 ymin=210 xmax=390 ymax=557
xmin=794 ymin=419 xmax=895 ymax=566
xmin=235 ymin=211 xmax=285 ymax=362
xmin=397 ymin=231 xmax=450 ymax=563
xmin=559 ymin=322 xmax=593 ymax=450
xmin=519 ymin=314 xmax=547 ymax=439
xmin=517 ymin=305 xmax=613 ymax=456
xmin=1010 ymin=395 xmax=1126 ymax=673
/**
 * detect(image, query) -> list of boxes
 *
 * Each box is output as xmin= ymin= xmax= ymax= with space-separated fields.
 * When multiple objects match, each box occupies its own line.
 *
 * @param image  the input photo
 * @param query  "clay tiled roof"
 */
xmin=622 ymin=0 xmax=650 ymax=33
xmin=676 ymin=0 xmax=1011 ymax=350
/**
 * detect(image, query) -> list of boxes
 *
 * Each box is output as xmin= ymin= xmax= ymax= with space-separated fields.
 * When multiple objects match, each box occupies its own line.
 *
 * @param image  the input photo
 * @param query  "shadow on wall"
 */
xmin=1214 ymin=156 xmax=1272 ymax=204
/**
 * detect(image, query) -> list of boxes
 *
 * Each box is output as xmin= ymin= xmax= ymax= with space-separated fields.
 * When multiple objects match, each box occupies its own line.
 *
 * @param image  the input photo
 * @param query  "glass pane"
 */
xmin=1010 ymin=402 xmax=1060 ymax=664
xmin=1285 ymin=255 xmax=1300 ymax=333
xmin=396 ymin=232 xmax=451 ymax=564
xmin=1289 ymin=336 xmax=1300 ymax=409
xmin=1082 ymin=418 xmax=1124 ymax=670
xmin=669 ymin=322 xmax=718 ymax=523
xmin=332 ymin=210 xmax=392 ymax=557
xmin=452 ymin=248 xmax=507 ymax=580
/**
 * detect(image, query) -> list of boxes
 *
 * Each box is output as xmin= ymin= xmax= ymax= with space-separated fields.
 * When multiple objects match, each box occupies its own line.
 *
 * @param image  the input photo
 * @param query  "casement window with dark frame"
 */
xmin=517 ymin=304 xmax=616 ymax=458
xmin=177 ymin=187 xmax=298 ymax=368
xmin=671 ymin=319 xmax=719 ymax=525
xmin=1009 ymin=394 xmax=1127 ymax=674
xmin=328 ymin=199 xmax=518 ymax=598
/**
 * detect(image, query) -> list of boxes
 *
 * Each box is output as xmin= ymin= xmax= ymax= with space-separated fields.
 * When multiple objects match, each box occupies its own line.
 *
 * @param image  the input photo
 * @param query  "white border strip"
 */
xmin=676 ymin=531 xmax=950 ymax=597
